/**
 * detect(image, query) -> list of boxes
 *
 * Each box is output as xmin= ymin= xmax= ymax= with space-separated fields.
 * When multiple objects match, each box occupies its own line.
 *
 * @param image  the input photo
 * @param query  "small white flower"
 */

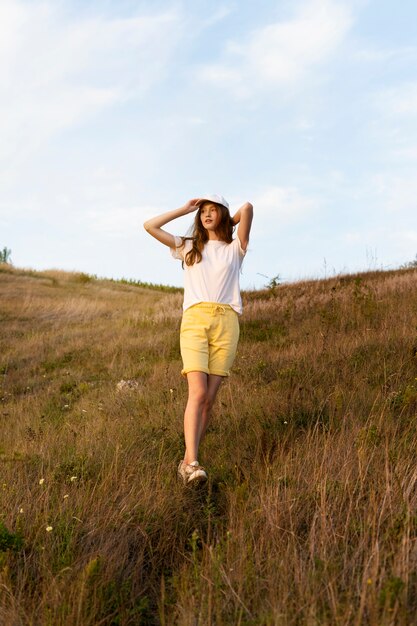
xmin=39 ymin=478 xmax=45 ymax=485
xmin=46 ymin=526 xmax=53 ymax=532
xmin=19 ymin=507 xmax=24 ymax=514
xmin=169 ymin=388 xmax=174 ymax=393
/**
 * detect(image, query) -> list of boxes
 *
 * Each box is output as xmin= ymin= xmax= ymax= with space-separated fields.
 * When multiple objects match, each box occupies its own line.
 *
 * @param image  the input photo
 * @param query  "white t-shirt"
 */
xmin=170 ymin=236 xmax=247 ymax=314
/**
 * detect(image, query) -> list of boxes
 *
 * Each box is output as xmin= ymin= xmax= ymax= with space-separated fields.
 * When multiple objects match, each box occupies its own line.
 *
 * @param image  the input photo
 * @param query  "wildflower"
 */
xmin=46 ymin=526 xmax=53 ymax=532
xmin=63 ymin=494 xmax=69 ymax=499
xmin=284 ymin=421 xmax=288 ymax=424
xmin=39 ymin=478 xmax=45 ymax=485
xmin=70 ymin=476 xmax=77 ymax=482
xmin=19 ymin=508 xmax=24 ymax=514
xmin=169 ymin=388 xmax=174 ymax=393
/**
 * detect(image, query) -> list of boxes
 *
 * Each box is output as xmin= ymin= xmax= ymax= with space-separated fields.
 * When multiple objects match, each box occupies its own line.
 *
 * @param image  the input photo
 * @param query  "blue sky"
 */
xmin=1 ymin=0 xmax=416 ymax=289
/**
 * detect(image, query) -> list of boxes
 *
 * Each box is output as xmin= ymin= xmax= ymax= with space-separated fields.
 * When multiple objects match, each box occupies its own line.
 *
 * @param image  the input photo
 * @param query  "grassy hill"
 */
xmin=1 ymin=263 xmax=417 ymax=625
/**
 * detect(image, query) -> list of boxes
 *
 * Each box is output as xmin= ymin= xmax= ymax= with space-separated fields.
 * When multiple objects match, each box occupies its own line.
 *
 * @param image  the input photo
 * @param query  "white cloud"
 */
xmin=369 ymin=173 xmax=417 ymax=215
xmin=248 ymin=185 xmax=318 ymax=235
xmin=353 ymin=46 xmax=417 ymax=64
xmin=400 ymin=230 xmax=417 ymax=243
xmin=344 ymin=231 xmax=364 ymax=244
xmin=200 ymin=6 xmax=235 ymax=28
xmin=344 ymin=227 xmax=417 ymax=262
xmin=391 ymin=146 xmax=417 ymax=161
xmin=0 ymin=1 xmax=183 ymax=172
xmin=195 ymin=0 xmax=353 ymax=97
xmin=367 ymin=82 xmax=417 ymax=170
xmin=81 ymin=206 xmax=147 ymax=238
xmin=376 ymin=82 xmax=417 ymax=117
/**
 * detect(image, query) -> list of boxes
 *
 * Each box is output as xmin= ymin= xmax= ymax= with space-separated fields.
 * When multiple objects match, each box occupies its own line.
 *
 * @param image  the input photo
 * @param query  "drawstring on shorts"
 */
xmin=187 ymin=302 xmax=234 ymax=316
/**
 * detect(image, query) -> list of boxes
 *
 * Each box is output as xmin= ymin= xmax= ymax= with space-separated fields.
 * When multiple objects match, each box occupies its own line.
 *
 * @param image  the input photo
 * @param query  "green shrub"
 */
xmin=0 ymin=246 xmax=12 ymax=264
xmin=0 ymin=521 xmax=23 ymax=552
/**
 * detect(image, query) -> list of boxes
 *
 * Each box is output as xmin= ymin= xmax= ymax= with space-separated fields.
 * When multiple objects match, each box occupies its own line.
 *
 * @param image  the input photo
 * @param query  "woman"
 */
xmin=143 ymin=194 xmax=253 ymax=484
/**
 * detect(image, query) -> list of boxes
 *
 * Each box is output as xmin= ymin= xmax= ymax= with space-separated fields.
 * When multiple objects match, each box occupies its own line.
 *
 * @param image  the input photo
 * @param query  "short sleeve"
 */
xmin=170 ymin=236 xmax=185 ymax=260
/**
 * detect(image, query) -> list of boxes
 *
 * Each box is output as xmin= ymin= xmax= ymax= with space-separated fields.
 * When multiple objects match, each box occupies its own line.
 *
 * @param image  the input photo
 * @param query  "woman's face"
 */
xmin=200 ymin=203 xmax=221 ymax=232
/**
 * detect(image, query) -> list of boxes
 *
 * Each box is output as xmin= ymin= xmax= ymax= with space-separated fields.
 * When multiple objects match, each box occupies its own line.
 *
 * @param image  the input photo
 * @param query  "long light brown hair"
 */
xmin=181 ymin=201 xmax=235 ymax=267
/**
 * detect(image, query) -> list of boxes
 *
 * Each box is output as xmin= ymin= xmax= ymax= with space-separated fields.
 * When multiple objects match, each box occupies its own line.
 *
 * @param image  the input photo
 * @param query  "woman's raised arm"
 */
xmin=143 ymin=198 xmax=201 ymax=248
xmin=232 ymin=202 xmax=253 ymax=251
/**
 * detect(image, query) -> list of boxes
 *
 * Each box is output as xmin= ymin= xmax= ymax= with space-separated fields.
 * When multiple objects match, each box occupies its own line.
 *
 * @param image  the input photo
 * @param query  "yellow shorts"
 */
xmin=180 ymin=302 xmax=240 ymax=377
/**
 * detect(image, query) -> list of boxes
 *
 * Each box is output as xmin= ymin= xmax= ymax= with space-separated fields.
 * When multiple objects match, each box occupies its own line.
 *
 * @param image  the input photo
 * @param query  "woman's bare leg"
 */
xmin=198 ymin=374 xmax=224 ymax=446
xmin=183 ymin=371 xmax=208 ymax=464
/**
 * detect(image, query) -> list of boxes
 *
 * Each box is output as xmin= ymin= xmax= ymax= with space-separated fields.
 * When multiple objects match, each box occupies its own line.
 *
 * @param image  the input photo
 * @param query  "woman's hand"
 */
xmin=143 ymin=198 xmax=203 ymax=247
xmin=182 ymin=198 xmax=202 ymax=214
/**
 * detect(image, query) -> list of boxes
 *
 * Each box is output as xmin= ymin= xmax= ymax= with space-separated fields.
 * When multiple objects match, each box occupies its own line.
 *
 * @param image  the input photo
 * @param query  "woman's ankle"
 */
xmin=183 ymin=457 xmax=198 ymax=465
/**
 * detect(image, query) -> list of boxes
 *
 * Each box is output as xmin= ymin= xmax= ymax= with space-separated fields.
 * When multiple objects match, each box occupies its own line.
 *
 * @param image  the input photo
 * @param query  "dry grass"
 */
xmin=1 ymin=263 xmax=417 ymax=625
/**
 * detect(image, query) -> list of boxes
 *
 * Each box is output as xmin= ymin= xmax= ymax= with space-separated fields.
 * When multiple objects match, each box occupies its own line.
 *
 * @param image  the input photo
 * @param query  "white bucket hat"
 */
xmin=198 ymin=193 xmax=229 ymax=210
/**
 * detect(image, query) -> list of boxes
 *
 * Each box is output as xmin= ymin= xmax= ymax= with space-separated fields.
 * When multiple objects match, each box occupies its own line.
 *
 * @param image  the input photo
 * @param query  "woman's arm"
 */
xmin=232 ymin=202 xmax=253 ymax=251
xmin=143 ymin=198 xmax=201 ymax=248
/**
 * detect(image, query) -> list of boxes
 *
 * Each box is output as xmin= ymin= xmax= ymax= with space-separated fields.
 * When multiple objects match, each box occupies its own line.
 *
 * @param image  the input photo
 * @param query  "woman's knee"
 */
xmin=186 ymin=372 xmax=208 ymax=406
xmin=188 ymin=386 xmax=207 ymax=406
